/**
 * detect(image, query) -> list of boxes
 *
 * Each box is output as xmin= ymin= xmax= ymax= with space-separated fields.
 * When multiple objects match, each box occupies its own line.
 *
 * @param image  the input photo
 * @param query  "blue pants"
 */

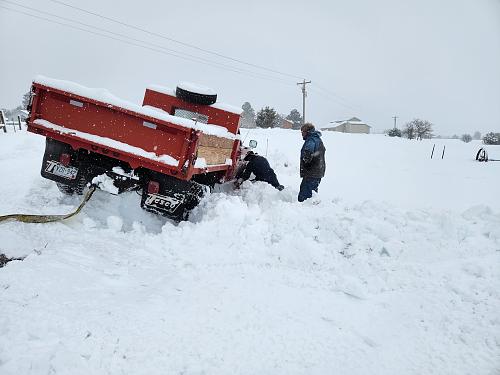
xmin=298 ymin=177 xmax=321 ymax=202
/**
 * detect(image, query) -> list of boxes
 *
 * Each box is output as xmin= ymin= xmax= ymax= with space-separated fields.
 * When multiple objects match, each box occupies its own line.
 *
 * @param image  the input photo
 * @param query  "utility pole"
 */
xmin=392 ymin=115 xmax=399 ymax=129
xmin=297 ymin=79 xmax=311 ymax=125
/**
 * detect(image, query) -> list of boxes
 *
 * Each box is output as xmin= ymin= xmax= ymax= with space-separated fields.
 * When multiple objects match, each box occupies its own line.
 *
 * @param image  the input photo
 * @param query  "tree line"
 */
xmin=240 ymin=102 xmax=303 ymax=129
xmin=386 ymin=120 xmax=499 ymax=145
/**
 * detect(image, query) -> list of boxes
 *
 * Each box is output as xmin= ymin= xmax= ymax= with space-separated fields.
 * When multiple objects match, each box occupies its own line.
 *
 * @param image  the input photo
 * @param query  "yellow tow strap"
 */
xmin=0 ymin=185 xmax=96 ymax=224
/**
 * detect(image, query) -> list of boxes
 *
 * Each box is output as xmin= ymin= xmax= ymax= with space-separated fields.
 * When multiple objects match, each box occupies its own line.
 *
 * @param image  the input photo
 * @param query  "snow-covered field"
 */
xmin=1 ymin=128 xmax=499 ymax=374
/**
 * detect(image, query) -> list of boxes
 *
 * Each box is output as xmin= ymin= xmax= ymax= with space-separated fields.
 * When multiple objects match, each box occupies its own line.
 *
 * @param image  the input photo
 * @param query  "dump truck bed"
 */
xmin=27 ymin=76 xmax=240 ymax=181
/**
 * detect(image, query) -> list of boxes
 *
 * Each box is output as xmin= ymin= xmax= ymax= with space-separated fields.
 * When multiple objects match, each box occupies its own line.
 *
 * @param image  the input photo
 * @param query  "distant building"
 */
xmin=322 ymin=117 xmax=371 ymax=134
xmin=280 ymin=118 xmax=294 ymax=129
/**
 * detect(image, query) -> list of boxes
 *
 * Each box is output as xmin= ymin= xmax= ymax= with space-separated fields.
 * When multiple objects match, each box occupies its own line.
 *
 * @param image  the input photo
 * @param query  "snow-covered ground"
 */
xmin=0 ymin=128 xmax=499 ymax=374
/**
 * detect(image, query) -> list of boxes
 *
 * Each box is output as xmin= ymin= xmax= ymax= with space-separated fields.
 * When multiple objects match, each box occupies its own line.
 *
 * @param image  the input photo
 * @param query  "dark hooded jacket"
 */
xmin=238 ymin=154 xmax=281 ymax=188
xmin=300 ymin=130 xmax=326 ymax=178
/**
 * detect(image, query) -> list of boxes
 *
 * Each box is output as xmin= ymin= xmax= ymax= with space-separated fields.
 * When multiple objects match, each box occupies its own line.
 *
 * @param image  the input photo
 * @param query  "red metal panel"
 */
xmin=143 ymin=89 xmax=241 ymax=134
xmin=28 ymin=83 xmax=237 ymax=180
xmin=33 ymin=85 xmax=189 ymax=165
xmin=28 ymin=125 xmax=187 ymax=178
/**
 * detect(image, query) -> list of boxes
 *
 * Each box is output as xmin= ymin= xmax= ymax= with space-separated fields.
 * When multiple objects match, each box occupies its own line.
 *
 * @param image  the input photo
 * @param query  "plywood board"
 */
xmin=197 ymin=146 xmax=233 ymax=165
xmin=198 ymin=134 xmax=234 ymax=149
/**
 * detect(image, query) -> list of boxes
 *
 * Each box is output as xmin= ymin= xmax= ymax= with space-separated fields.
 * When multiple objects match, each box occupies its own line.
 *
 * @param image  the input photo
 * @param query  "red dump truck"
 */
xmin=27 ymin=76 xmax=251 ymax=220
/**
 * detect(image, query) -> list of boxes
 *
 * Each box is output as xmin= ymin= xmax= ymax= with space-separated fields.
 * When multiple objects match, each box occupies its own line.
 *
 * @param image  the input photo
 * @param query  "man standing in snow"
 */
xmin=235 ymin=151 xmax=284 ymax=191
xmin=298 ymin=123 xmax=326 ymax=202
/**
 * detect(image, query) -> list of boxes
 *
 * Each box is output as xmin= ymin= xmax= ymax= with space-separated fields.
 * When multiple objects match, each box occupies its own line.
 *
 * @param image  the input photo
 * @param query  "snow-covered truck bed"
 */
xmin=27 ymin=76 xmax=244 ymax=220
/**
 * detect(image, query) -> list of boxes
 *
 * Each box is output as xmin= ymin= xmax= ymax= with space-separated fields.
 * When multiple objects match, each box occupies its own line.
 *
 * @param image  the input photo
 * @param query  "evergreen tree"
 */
xmin=483 ymin=132 xmax=500 ymax=145
xmin=256 ymin=106 xmax=279 ymax=128
xmin=387 ymin=128 xmax=402 ymax=137
xmin=286 ymin=109 xmax=302 ymax=129
xmin=240 ymin=102 xmax=256 ymax=128
xmin=473 ymin=131 xmax=481 ymax=140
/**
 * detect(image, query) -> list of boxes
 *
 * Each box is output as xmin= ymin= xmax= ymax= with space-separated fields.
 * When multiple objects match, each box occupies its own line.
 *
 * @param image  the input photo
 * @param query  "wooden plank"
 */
xmin=197 ymin=146 xmax=233 ymax=165
xmin=198 ymin=133 xmax=234 ymax=149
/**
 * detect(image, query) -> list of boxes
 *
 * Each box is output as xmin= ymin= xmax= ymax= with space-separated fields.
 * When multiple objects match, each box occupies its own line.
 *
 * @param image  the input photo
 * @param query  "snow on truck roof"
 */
xmin=177 ymin=81 xmax=216 ymax=96
xmin=33 ymin=76 xmax=238 ymax=139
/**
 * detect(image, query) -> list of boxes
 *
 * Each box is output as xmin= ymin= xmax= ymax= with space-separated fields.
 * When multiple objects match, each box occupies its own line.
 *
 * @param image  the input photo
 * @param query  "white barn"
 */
xmin=322 ymin=117 xmax=371 ymax=134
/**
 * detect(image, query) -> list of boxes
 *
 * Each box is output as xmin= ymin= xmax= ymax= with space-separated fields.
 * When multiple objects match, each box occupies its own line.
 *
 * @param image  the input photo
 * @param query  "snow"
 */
xmin=177 ymin=81 xmax=216 ymax=96
xmin=1 ymin=129 xmax=499 ymax=375
xmin=33 ymin=76 xmax=237 ymax=139
xmin=33 ymin=119 xmax=180 ymax=167
xmin=146 ymin=84 xmax=176 ymax=97
xmin=92 ymin=174 xmax=119 ymax=195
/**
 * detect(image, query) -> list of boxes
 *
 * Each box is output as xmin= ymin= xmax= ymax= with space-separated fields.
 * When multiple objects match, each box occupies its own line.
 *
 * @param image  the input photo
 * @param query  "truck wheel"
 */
xmin=176 ymin=85 xmax=217 ymax=105
xmin=56 ymin=176 xmax=87 ymax=196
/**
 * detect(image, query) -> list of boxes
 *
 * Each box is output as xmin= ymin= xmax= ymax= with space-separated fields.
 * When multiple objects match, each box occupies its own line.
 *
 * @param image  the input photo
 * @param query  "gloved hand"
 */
xmin=234 ymin=178 xmax=244 ymax=189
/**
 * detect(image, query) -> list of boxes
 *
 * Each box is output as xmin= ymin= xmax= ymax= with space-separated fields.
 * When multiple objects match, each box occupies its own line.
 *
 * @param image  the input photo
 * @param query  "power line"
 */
xmin=0 ymin=3 xmax=296 ymax=86
xmin=308 ymin=85 xmax=359 ymax=112
xmin=47 ymin=0 xmax=304 ymax=80
xmin=310 ymin=82 xmax=360 ymax=112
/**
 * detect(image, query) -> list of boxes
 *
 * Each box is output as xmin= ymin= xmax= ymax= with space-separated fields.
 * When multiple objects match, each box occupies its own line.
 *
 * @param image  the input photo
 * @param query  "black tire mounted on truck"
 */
xmin=175 ymin=85 xmax=217 ymax=105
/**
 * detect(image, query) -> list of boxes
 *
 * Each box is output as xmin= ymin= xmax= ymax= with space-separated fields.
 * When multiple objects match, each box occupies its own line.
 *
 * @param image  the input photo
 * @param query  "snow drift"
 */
xmin=0 ymin=129 xmax=499 ymax=374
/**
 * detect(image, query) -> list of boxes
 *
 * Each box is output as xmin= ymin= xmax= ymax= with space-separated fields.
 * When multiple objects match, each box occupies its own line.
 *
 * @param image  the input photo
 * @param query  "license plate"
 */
xmin=144 ymin=193 xmax=184 ymax=213
xmin=45 ymin=160 xmax=78 ymax=180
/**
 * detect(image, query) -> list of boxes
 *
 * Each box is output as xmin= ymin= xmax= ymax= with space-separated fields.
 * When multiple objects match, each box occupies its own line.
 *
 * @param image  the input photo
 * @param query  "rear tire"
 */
xmin=56 ymin=176 xmax=88 ymax=196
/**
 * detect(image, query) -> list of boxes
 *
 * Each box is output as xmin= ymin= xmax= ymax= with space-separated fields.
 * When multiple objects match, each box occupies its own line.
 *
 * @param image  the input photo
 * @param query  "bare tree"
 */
xmin=403 ymin=119 xmax=433 ymax=140
xmin=461 ymin=134 xmax=472 ymax=143
xmin=402 ymin=122 xmax=416 ymax=139
xmin=414 ymin=119 xmax=433 ymax=140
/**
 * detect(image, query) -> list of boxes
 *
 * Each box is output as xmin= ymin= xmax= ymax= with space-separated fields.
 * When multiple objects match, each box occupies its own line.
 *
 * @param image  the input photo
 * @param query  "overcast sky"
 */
xmin=1 ymin=0 xmax=499 ymax=135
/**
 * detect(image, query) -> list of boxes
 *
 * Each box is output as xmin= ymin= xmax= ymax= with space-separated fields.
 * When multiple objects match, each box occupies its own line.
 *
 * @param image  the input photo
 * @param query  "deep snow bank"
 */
xmin=0 ymin=129 xmax=499 ymax=375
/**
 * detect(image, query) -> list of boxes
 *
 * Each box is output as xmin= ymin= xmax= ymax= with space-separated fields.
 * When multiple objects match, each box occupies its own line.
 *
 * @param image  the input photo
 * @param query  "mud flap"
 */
xmin=41 ymin=138 xmax=85 ymax=188
xmin=141 ymin=172 xmax=207 ymax=221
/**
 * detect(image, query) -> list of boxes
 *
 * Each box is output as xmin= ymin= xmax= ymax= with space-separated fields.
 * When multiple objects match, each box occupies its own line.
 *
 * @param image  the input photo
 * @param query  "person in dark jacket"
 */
xmin=298 ymin=123 xmax=326 ymax=202
xmin=236 ymin=151 xmax=284 ymax=190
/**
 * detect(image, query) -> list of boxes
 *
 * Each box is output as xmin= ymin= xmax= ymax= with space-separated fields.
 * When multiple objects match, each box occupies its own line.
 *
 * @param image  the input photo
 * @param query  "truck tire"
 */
xmin=175 ymin=86 xmax=217 ymax=105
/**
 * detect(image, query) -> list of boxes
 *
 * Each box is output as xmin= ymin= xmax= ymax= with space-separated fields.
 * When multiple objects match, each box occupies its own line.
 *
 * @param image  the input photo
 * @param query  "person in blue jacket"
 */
xmin=299 ymin=123 xmax=326 ymax=202
xmin=236 ymin=151 xmax=284 ymax=191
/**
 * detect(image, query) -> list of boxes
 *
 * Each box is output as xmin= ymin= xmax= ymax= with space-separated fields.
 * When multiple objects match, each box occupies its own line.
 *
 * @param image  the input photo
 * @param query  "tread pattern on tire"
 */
xmin=175 ymin=86 xmax=217 ymax=106
xmin=56 ymin=177 xmax=87 ymax=196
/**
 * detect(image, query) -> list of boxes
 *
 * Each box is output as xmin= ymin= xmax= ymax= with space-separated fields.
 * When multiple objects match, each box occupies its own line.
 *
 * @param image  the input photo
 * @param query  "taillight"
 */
xmin=148 ymin=181 xmax=160 ymax=194
xmin=60 ymin=153 xmax=71 ymax=166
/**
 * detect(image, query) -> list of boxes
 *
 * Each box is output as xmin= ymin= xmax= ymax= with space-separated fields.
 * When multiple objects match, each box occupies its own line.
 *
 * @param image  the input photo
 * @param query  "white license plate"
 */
xmin=145 ymin=193 xmax=184 ymax=213
xmin=45 ymin=160 xmax=78 ymax=180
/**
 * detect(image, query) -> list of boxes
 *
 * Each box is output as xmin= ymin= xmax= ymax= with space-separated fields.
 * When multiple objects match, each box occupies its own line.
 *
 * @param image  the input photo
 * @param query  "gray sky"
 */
xmin=1 ymin=0 xmax=499 ymax=135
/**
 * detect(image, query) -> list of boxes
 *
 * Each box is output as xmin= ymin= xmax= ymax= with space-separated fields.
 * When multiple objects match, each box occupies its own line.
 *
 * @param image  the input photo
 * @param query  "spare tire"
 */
xmin=176 ymin=83 xmax=217 ymax=105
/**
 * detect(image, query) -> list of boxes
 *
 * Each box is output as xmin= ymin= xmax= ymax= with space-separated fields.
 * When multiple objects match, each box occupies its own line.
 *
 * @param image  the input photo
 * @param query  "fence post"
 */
xmin=430 ymin=144 xmax=435 ymax=159
xmin=17 ymin=115 xmax=22 ymax=130
xmin=0 ymin=111 xmax=6 ymax=133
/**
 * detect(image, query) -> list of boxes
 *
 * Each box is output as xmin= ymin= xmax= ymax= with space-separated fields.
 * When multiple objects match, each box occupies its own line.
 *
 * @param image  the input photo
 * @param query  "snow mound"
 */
xmin=0 ymin=130 xmax=499 ymax=374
